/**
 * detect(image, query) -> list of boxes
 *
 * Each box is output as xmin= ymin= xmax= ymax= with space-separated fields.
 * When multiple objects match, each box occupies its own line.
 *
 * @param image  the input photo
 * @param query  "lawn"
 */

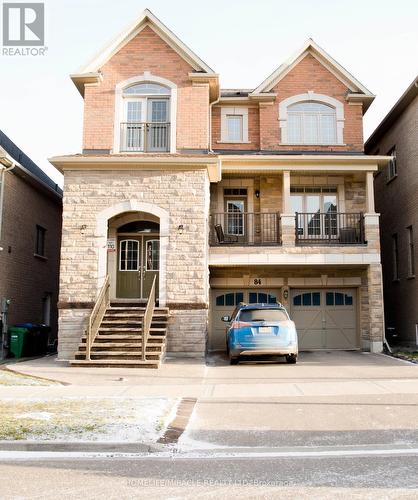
xmin=0 ymin=397 xmax=175 ymax=441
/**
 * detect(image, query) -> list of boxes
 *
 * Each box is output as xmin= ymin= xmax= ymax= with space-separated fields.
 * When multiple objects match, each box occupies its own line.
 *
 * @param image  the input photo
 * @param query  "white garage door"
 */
xmin=290 ymin=289 xmax=358 ymax=350
xmin=210 ymin=289 xmax=280 ymax=351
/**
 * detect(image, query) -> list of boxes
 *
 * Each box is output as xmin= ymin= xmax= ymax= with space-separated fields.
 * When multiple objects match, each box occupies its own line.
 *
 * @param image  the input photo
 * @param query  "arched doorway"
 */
xmin=117 ymin=220 xmax=160 ymax=299
xmin=107 ymin=212 xmax=160 ymax=301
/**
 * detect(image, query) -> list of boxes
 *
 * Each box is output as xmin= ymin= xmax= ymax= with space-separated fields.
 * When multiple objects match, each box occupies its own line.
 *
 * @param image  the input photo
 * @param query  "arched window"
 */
xmin=124 ymin=83 xmax=170 ymax=95
xmin=114 ymin=74 xmax=177 ymax=154
xmin=279 ymin=92 xmax=344 ymax=145
xmin=288 ymin=101 xmax=337 ymax=144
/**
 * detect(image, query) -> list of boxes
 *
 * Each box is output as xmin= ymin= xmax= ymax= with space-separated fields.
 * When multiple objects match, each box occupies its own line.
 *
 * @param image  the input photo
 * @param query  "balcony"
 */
xmin=295 ymin=212 xmax=365 ymax=245
xmin=209 ymin=213 xmax=281 ymax=246
xmin=120 ymin=122 xmax=170 ymax=152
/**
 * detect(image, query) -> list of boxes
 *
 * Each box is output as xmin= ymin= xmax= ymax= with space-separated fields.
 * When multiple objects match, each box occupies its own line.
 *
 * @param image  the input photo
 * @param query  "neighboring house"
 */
xmin=365 ymin=77 xmax=418 ymax=346
xmin=50 ymin=9 xmax=390 ymax=366
xmin=0 ymin=130 xmax=62 ymax=350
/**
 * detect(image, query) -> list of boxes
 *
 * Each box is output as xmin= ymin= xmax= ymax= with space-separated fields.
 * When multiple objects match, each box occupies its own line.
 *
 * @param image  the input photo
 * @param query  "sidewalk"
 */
xmin=3 ymin=351 xmax=418 ymax=400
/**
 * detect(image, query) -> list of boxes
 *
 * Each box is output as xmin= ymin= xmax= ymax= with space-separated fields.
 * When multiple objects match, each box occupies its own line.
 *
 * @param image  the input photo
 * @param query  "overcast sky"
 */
xmin=1 ymin=0 xmax=417 ymax=186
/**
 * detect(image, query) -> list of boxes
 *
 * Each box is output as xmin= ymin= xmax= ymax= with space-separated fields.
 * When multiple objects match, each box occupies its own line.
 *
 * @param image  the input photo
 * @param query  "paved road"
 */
xmin=0 ymin=452 xmax=418 ymax=499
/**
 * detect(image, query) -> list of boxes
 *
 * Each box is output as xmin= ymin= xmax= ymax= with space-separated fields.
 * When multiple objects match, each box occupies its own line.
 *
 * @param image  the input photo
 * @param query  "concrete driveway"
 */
xmin=4 ymin=351 xmax=418 ymax=450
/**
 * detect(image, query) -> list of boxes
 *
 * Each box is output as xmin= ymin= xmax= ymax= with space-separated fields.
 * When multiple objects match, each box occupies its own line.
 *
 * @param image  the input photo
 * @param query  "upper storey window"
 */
xmin=120 ymin=81 xmax=171 ymax=152
xmin=124 ymin=83 xmax=170 ymax=95
xmin=279 ymin=92 xmax=344 ymax=146
xmin=288 ymin=101 xmax=337 ymax=145
xmin=220 ymin=107 xmax=249 ymax=143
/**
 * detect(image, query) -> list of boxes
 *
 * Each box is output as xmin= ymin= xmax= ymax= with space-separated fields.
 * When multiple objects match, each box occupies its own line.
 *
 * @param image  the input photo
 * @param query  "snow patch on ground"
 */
xmin=0 ymin=369 xmax=57 ymax=386
xmin=0 ymin=397 xmax=176 ymax=442
xmin=16 ymin=412 xmax=52 ymax=421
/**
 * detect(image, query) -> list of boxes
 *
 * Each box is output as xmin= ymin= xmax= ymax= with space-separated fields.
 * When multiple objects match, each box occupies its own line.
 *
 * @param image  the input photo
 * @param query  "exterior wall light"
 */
xmin=80 ymin=224 xmax=87 ymax=235
xmin=178 ymin=224 xmax=184 ymax=235
xmin=255 ymin=189 xmax=260 ymax=198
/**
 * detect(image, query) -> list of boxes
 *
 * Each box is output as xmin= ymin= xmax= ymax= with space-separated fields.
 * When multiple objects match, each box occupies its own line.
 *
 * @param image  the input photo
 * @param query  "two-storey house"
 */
xmin=50 ymin=9 xmax=389 ymax=366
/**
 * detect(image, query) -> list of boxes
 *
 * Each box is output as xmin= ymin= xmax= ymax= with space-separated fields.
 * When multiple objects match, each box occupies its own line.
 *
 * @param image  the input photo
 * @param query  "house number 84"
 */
xmin=253 ymin=278 xmax=262 ymax=285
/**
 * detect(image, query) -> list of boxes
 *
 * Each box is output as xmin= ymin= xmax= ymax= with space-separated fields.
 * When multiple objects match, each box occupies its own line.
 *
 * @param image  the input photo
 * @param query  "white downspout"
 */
xmin=209 ymin=93 xmax=220 ymax=153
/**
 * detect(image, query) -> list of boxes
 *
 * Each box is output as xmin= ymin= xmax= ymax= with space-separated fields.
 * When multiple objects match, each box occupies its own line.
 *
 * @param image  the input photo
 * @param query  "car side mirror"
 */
xmin=221 ymin=315 xmax=231 ymax=322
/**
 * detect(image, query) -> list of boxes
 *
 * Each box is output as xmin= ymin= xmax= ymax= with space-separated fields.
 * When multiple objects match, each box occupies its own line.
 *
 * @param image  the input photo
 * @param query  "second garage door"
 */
xmin=290 ymin=289 xmax=358 ymax=350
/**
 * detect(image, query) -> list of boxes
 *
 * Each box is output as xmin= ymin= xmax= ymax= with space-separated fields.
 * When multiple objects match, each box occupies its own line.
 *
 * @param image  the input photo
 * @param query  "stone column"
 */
xmin=366 ymin=171 xmax=375 ymax=214
xmin=281 ymin=171 xmax=295 ymax=247
xmin=366 ymin=263 xmax=385 ymax=352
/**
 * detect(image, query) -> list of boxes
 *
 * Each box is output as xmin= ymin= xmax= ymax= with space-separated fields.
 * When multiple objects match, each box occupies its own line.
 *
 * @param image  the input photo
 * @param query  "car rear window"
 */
xmin=238 ymin=309 xmax=288 ymax=322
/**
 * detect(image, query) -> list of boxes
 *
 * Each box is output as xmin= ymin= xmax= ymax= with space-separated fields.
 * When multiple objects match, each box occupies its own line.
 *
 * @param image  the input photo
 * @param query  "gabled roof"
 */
xmin=0 ymin=130 xmax=62 ymax=199
xmin=73 ymin=9 xmax=215 ymax=82
xmin=365 ymin=75 xmax=418 ymax=151
xmin=250 ymin=39 xmax=375 ymax=111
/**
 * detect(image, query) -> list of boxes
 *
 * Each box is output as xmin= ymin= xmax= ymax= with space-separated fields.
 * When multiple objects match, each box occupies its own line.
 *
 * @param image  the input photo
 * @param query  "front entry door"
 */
xmin=117 ymin=236 xmax=159 ymax=299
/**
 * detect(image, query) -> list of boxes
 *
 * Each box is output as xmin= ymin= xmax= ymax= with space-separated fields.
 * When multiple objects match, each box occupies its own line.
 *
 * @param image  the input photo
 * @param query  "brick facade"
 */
xmin=83 ymin=26 xmax=209 ymax=152
xmin=368 ymin=91 xmax=418 ymax=345
xmin=211 ymin=54 xmax=364 ymax=152
xmin=0 ymin=169 xmax=61 ymax=340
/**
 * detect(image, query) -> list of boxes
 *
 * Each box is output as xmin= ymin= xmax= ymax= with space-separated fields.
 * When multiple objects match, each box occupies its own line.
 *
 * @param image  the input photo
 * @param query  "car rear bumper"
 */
xmin=230 ymin=346 xmax=298 ymax=357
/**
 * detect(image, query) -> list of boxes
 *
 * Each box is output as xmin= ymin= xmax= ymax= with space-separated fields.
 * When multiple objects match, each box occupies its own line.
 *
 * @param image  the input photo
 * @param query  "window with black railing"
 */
xmin=120 ymin=122 xmax=170 ymax=152
xmin=209 ymin=213 xmax=281 ymax=246
xmin=295 ymin=212 xmax=365 ymax=245
xmin=120 ymin=82 xmax=171 ymax=152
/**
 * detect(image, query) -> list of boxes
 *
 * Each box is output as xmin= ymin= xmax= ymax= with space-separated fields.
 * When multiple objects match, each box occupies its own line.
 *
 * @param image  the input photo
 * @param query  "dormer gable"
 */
xmin=250 ymin=39 xmax=375 ymax=113
xmin=71 ymin=9 xmax=219 ymax=100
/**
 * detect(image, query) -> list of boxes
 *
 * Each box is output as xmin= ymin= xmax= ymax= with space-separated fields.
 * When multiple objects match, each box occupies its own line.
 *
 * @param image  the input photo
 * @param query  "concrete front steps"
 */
xmin=70 ymin=305 xmax=169 ymax=368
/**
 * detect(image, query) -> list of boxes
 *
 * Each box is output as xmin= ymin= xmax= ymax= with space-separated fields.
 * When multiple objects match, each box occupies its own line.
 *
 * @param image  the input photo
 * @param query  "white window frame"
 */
xmin=145 ymin=239 xmax=160 ymax=272
xmin=220 ymin=107 xmax=249 ymax=143
xmin=119 ymin=239 xmax=140 ymax=272
xmin=113 ymin=72 xmax=177 ymax=154
xmin=279 ymin=92 xmax=344 ymax=145
xmin=226 ymin=199 xmax=245 ymax=236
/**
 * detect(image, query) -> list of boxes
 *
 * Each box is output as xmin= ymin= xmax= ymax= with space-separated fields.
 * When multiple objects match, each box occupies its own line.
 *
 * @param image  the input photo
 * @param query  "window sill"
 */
xmin=217 ymin=141 xmax=251 ymax=144
xmin=34 ymin=253 xmax=48 ymax=261
xmin=386 ymin=174 xmax=398 ymax=185
xmin=407 ymin=275 xmax=416 ymax=280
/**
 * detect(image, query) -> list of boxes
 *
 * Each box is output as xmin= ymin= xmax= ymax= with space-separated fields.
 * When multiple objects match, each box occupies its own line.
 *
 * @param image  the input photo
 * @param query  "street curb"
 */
xmin=0 ymin=440 xmax=165 ymax=453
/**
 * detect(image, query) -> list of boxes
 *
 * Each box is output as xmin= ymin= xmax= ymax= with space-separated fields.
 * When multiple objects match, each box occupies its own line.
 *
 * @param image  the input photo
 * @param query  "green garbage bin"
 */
xmin=8 ymin=327 xmax=31 ymax=358
xmin=8 ymin=324 xmax=51 ymax=358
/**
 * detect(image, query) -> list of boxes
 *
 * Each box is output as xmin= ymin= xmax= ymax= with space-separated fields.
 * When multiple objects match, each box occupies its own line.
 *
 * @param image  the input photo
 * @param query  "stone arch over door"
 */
xmin=96 ymin=201 xmax=169 ymax=306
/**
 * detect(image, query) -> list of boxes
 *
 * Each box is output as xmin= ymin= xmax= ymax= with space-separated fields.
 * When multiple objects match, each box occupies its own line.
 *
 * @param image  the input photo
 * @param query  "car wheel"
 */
xmin=230 ymin=357 xmax=239 ymax=365
xmin=285 ymin=354 xmax=297 ymax=364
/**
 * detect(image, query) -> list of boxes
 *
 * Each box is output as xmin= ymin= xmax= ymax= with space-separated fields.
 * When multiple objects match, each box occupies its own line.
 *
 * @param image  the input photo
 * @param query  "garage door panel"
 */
xmin=297 ymin=329 xmax=323 ymax=350
xmin=325 ymin=328 xmax=357 ymax=349
xmin=291 ymin=288 xmax=358 ymax=350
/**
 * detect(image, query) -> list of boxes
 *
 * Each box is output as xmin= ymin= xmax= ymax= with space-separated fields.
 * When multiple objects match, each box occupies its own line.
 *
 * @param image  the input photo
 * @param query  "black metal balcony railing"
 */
xmin=295 ymin=212 xmax=365 ymax=245
xmin=209 ymin=213 xmax=281 ymax=246
xmin=120 ymin=122 xmax=170 ymax=152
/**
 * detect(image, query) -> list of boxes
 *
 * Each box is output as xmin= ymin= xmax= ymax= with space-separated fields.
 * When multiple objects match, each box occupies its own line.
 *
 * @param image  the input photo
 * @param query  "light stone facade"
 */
xmin=58 ymin=168 xmax=210 ymax=360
